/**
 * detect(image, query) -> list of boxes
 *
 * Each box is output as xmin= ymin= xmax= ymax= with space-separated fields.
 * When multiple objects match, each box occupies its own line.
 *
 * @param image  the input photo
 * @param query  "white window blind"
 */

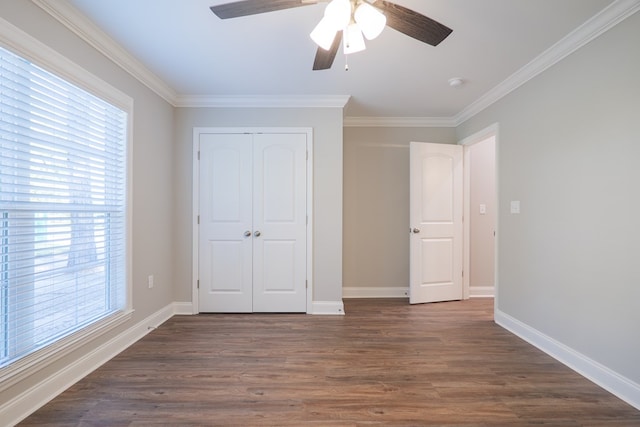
xmin=0 ymin=45 xmax=127 ymax=368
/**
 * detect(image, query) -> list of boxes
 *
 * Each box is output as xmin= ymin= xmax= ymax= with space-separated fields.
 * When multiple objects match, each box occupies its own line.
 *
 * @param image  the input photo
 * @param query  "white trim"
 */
xmin=454 ymin=0 xmax=640 ymax=125
xmin=459 ymin=123 xmax=500 ymax=147
xmin=468 ymin=286 xmax=495 ymax=298
xmin=495 ymin=309 xmax=640 ymax=411
xmin=30 ymin=0 xmax=177 ymax=105
xmin=31 ymin=0 xmax=640 ymax=124
xmin=0 ymin=311 xmax=132 ymax=394
xmin=172 ymin=302 xmax=195 ymax=315
xmin=342 ymin=287 xmax=409 ymax=298
xmin=347 ymin=0 xmax=640 ymax=127
xmin=0 ymin=15 xmax=132 ymax=112
xmin=311 ymin=301 xmax=345 ymax=315
xmin=28 ymin=0 xmax=349 ymax=111
xmin=192 ymin=127 xmax=314 ymax=314
xmin=305 ymin=132 xmax=315 ymax=314
xmin=0 ymin=304 xmax=177 ymax=426
xmin=176 ymin=95 xmax=350 ymax=109
xmin=344 ymin=116 xmax=457 ymax=128
xmin=191 ymin=129 xmax=201 ymax=315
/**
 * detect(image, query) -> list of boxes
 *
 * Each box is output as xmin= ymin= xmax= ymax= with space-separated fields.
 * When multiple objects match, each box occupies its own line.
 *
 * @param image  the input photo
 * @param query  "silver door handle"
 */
xmin=254 ymin=231 xmax=261 ymax=237
xmin=244 ymin=231 xmax=252 ymax=237
xmin=412 ymin=228 xmax=420 ymax=234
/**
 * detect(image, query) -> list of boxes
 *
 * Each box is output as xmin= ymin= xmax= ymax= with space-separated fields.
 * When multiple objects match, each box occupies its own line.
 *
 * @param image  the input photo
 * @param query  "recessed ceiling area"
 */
xmin=66 ymin=0 xmax=614 ymax=118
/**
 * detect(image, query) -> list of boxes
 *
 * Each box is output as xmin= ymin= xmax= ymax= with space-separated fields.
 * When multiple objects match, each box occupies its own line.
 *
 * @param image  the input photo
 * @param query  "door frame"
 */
xmin=192 ymin=127 xmax=314 ymax=314
xmin=460 ymin=123 xmax=499 ymax=301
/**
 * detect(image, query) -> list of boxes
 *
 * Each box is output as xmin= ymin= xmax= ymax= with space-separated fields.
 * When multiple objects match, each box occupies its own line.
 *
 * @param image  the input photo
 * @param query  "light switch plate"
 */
xmin=479 ymin=204 xmax=487 ymax=215
xmin=510 ymin=201 xmax=520 ymax=214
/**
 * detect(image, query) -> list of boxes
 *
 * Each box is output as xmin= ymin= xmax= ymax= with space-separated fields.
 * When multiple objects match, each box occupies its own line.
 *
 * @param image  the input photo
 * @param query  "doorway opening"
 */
xmin=461 ymin=124 xmax=498 ymax=299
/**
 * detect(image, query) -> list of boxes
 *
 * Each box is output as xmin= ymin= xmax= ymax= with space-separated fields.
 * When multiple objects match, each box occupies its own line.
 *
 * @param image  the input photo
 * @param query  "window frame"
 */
xmin=0 ymin=17 xmax=133 ymax=391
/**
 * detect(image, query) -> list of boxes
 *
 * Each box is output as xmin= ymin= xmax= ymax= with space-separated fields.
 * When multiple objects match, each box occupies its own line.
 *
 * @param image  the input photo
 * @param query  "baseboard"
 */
xmin=173 ymin=301 xmax=195 ymax=315
xmin=469 ymin=286 xmax=495 ymax=298
xmin=343 ymin=286 xmax=409 ymax=298
xmin=311 ymin=300 xmax=345 ymax=315
xmin=174 ymin=300 xmax=343 ymax=316
xmin=1 ymin=304 xmax=176 ymax=426
xmin=343 ymin=286 xmax=494 ymax=299
xmin=495 ymin=309 xmax=640 ymax=411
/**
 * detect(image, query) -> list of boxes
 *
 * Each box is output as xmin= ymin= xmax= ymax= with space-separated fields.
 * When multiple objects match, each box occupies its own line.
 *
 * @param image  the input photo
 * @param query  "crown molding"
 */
xmin=31 ymin=0 xmax=640 ymax=125
xmin=175 ymin=94 xmax=351 ymax=109
xmin=344 ymin=116 xmax=457 ymax=128
xmin=453 ymin=0 xmax=640 ymax=126
xmin=31 ymin=0 xmax=178 ymax=105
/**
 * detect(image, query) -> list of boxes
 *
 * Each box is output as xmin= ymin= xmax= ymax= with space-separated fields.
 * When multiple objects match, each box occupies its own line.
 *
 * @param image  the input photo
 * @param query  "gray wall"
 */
xmin=457 ymin=11 xmax=640 ymax=383
xmin=0 ymin=0 xmax=175 ymax=406
xmin=173 ymin=107 xmax=344 ymax=304
xmin=343 ymin=127 xmax=456 ymax=291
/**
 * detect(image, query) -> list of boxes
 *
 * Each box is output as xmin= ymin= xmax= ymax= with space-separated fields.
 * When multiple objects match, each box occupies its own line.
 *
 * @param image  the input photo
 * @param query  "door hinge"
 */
xmin=197 ymin=215 xmax=200 ymax=224
xmin=306 ymin=215 xmax=308 ymax=225
xmin=197 ymin=280 xmax=200 ymax=289
xmin=197 ymin=151 xmax=200 ymax=160
xmin=462 ymin=270 xmax=464 ymax=278
xmin=305 ymin=280 xmax=308 ymax=289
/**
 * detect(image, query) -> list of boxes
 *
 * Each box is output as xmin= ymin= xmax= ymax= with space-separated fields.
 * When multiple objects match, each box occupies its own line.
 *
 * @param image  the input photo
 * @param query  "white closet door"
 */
xmin=198 ymin=132 xmax=307 ymax=313
xmin=252 ymin=133 xmax=307 ymax=312
xmin=198 ymin=133 xmax=253 ymax=312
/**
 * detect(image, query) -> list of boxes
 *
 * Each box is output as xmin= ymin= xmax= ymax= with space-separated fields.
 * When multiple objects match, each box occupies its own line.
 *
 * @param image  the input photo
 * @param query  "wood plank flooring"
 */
xmin=20 ymin=299 xmax=640 ymax=426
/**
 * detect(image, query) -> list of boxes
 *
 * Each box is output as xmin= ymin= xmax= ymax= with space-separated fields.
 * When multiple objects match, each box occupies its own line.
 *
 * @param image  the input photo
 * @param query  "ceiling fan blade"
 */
xmin=312 ymin=31 xmax=342 ymax=70
xmin=211 ymin=0 xmax=318 ymax=19
xmin=377 ymin=1 xmax=452 ymax=46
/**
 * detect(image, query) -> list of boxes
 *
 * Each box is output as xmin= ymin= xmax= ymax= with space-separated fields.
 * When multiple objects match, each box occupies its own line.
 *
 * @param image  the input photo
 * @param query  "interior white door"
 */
xmin=409 ymin=142 xmax=463 ymax=304
xmin=252 ymin=134 xmax=307 ymax=312
xmin=198 ymin=132 xmax=307 ymax=313
xmin=199 ymin=133 xmax=253 ymax=312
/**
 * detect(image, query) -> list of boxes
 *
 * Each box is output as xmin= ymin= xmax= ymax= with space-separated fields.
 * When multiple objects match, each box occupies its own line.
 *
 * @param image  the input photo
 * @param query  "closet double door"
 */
xmin=198 ymin=132 xmax=307 ymax=313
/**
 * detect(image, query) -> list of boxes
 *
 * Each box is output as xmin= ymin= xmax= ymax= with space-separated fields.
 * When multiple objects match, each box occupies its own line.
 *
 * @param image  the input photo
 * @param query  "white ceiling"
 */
xmin=65 ymin=0 xmax=615 ymax=119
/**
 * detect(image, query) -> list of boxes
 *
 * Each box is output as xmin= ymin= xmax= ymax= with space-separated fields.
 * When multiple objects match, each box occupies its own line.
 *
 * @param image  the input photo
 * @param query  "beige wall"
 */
xmin=469 ymin=136 xmax=496 ymax=291
xmin=457 ymin=10 xmax=640 ymax=384
xmin=343 ymin=127 xmax=456 ymax=293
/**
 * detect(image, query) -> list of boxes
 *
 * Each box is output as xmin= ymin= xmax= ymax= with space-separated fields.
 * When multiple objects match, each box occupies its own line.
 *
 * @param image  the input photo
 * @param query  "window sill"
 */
xmin=0 ymin=309 xmax=134 ymax=393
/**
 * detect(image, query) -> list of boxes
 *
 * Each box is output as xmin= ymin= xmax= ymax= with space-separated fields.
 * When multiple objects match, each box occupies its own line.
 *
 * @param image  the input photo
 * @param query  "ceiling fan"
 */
xmin=210 ymin=0 xmax=452 ymax=70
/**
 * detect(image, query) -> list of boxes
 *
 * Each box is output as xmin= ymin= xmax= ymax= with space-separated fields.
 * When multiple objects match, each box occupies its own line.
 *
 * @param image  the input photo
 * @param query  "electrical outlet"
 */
xmin=148 ymin=275 xmax=154 ymax=289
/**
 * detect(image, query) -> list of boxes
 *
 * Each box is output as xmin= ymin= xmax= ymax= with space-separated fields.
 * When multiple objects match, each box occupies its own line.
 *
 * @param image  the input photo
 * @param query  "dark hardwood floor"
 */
xmin=20 ymin=298 xmax=640 ymax=426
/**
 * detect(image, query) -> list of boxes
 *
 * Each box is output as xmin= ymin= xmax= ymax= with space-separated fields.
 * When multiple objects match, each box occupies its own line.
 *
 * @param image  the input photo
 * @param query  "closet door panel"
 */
xmin=252 ymin=133 xmax=307 ymax=312
xmin=198 ymin=133 xmax=253 ymax=312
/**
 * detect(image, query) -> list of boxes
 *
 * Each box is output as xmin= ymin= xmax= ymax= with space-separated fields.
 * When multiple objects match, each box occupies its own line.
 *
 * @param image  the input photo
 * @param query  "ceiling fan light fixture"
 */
xmin=343 ymin=23 xmax=366 ymax=54
xmin=354 ymin=2 xmax=386 ymax=40
xmin=324 ymin=0 xmax=351 ymax=31
xmin=310 ymin=16 xmax=338 ymax=50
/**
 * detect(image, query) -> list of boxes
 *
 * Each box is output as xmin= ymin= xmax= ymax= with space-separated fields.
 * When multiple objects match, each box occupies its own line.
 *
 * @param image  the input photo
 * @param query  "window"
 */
xmin=0 ymin=45 xmax=128 ymax=370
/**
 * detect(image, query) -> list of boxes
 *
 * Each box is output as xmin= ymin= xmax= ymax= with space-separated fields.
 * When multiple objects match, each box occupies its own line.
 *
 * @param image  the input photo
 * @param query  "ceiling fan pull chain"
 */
xmin=345 ymin=53 xmax=349 ymax=71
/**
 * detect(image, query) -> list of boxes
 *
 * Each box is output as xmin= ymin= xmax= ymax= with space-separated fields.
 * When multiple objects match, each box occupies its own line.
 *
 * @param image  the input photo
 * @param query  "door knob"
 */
xmin=412 ymin=228 xmax=420 ymax=234
xmin=244 ymin=231 xmax=252 ymax=237
xmin=254 ymin=231 xmax=261 ymax=237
